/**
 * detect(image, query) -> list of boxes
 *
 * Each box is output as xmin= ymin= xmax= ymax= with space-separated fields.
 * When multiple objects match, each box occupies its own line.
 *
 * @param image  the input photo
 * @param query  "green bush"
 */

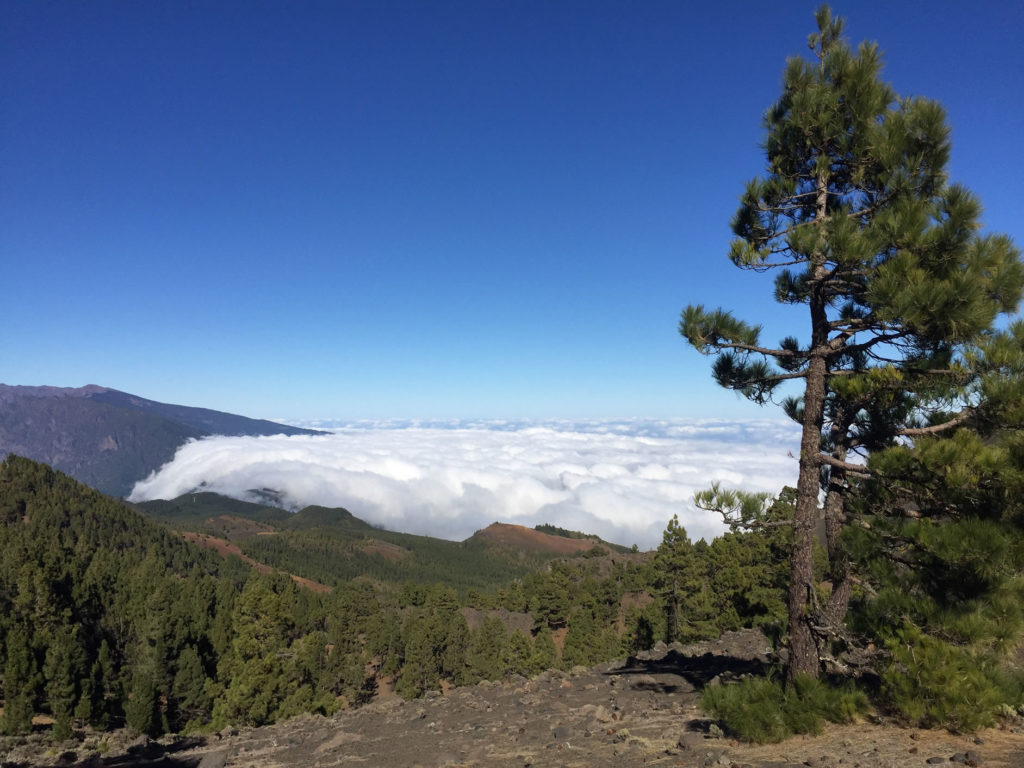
xmin=702 ymin=674 xmax=868 ymax=743
xmin=882 ymin=628 xmax=1022 ymax=732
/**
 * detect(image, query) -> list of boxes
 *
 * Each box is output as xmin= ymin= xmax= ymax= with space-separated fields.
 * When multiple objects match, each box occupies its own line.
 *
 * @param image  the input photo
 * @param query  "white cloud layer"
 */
xmin=129 ymin=418 xmax=800 ymax=549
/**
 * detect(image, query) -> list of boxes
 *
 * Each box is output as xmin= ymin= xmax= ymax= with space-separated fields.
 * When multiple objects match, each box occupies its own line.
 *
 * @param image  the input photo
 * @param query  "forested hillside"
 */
xmin=0 ymin=455 xmax=250 ymax=737
xmin=137 ymin=493 xmax=626 ymax=592
xmin=0 ymin=455 xmax=793 ymax=739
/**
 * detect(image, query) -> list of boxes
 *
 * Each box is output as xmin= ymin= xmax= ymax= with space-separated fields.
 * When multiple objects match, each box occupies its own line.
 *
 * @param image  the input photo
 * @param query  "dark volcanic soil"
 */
xmin=3 ymin=630 xmax=1022 ymax=768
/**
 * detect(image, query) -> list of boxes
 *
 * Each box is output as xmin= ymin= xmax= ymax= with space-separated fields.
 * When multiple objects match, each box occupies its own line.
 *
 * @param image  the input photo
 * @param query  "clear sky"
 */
xmin=4 ymin=0 xmax=1022 ymax=422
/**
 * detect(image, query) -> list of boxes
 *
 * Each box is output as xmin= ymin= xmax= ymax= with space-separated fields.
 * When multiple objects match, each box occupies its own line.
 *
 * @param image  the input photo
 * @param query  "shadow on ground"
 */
xmin=611 ymin=648 xmax=771 ymax=690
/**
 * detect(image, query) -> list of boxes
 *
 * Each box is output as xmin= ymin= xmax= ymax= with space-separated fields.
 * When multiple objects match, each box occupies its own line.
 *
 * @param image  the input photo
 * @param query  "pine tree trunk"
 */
xmin=788 ymin=352 xmax=826 ymax=679
xmin=820 ymin=401 xmax=854 ymax=632
xmin=787 ymin=172 xmax=831 ymax=680
xmin=822 ymin=470 xmax=852 ymax=631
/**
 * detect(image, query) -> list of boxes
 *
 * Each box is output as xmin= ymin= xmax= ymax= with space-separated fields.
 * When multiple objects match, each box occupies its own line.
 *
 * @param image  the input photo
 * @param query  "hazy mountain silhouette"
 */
xmin=0 ymin=384 xmax=321 ymax=497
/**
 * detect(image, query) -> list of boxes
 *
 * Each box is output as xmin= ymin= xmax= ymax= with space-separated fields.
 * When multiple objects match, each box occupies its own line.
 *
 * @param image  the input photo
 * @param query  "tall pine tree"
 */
xmin=680 ymin=6 xmax=1024 ymax=677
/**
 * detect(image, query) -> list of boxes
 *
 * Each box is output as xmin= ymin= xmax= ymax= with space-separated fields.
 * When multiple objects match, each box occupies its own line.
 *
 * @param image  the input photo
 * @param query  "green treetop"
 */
xmin=680 ymin=5 xmax=1024 ymax=678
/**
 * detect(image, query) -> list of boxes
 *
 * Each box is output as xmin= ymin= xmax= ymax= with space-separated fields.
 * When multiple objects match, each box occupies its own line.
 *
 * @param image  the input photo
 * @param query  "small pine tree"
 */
xmin=530 ymin=625 xmax=558 ymax=673
xmin=395 ymin=613 xmax=444 ymax=698
xmin=42 ymin=627 xmax=79 ymax=740
xmin=528 ymin=566 xmax=572 ymax=630
xmin=89 ymin=639 xmax=116 ymax=729
xmin=1 ymin=625 xmax=36 ymax=736
xmin=171 ymin=645 xmax=211 ymax=729
xmin=654 ymin=515 xmax=702 ymax=643
xmin=466 ymin=617 xmax=507 ymax=682
xmin=561 ymin=610 xmax=599 ymax=668
xmin=623 ymin=608 xmax=657 ymax=654
xmin=125 ymin=663 xmax=163 ymax=737
xmin=503 ymin=630 xmax=534 ymax=678
xmin=440 ymin=613 xmax=470 ymax=684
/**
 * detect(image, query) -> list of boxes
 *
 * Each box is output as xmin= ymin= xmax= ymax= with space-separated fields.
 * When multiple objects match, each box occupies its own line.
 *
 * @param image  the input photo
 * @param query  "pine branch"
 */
xmin=828 ymin=317 xmax=874 ymax=332
xmin=748 ymin=370 xmax=810 ymax=384
xmin=897 ymin=407 xmax=975 ymax=437
xmin=699 ymin=339 xmax=802 ymax=360
xmin=747 ymin=217 xmax=822 ymax=249
xmin=692 ymin=484 xmax=785 ymax=531
xmin=844 ymin=191 xmax=897 ymax=223
xmin=839 ymin=331 xmax=911 ymax=356
xmin=741 ymin=257 xmax=812 ymax=270
xmin=816 ymin=453 xmax=871 ymax=476
xmin=827 ymin=328 xmax=859 ymax=351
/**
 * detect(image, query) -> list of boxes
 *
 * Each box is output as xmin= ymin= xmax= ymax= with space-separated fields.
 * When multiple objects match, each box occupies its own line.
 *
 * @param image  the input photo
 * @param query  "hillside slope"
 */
xmin=135 ymin=492 xmax=629 ymax=592
xmin=0 ymin=384 xmax=321 ymax=497
xmin=470 ymin=521 xmax=622 ymax=556
xmin=0 ymin=455 xmax=255 ymax=737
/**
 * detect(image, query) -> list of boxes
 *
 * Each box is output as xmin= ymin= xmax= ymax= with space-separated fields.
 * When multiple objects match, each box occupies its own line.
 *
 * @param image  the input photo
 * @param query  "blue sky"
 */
xmin=4 ymin=0 xmax=1022 ymax=421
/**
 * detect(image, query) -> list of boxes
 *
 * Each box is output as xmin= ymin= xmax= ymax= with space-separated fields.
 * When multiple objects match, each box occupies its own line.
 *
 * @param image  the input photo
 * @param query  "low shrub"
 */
xmin=882 ymin=628 xmax=1023 ymax=732
xmin=702 ymin=674 xmax=868 ymax=743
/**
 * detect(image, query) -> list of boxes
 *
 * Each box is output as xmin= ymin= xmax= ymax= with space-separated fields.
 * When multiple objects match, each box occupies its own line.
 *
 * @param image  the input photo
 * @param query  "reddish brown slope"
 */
xmin=181 ymin=531 xmax=332 ymax=594
xmin=469 ymin=522 xmax=607 ymax=555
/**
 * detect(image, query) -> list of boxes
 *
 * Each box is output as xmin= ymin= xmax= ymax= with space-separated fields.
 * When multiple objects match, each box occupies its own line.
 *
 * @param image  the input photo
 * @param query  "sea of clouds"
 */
xmin=128 ymin=418 xmax=800 ymax=550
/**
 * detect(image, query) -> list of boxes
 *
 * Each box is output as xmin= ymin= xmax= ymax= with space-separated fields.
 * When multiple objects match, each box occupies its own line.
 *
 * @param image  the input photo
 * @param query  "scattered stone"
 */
xmin=578 ymin=703 xmax=614 ymax=725
xmin=198 ymin=750 xmax=229 ymax=768
xmin=926 ymin=758 xmax=948 ymax=765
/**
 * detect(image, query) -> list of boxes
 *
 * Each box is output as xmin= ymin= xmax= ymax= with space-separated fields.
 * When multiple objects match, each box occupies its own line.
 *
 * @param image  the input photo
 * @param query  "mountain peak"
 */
xmin=469 ymin=521 xmax=608 ymax=555
xmin=0 ymin=383 xmax=112 ymax=402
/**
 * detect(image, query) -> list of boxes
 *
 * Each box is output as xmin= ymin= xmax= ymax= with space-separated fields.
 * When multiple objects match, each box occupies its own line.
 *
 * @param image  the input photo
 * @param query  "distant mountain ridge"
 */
xmin=0 ymin=384 xmax=322 ymax=498
xmin=136 ymin=491 xmax=639 ymax=592
xmin=468 ymin=522 xmax=627 ymax=555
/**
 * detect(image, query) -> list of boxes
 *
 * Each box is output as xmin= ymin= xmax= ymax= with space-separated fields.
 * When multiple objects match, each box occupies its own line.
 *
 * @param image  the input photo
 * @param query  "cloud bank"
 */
xmin=129 ymin=418 xmax=800 ymax=549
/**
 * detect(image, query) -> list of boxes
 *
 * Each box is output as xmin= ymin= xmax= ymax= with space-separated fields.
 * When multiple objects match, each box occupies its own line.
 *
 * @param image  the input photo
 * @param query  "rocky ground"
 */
xmin=3 ymin=630 xmax=1022 ymax=768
